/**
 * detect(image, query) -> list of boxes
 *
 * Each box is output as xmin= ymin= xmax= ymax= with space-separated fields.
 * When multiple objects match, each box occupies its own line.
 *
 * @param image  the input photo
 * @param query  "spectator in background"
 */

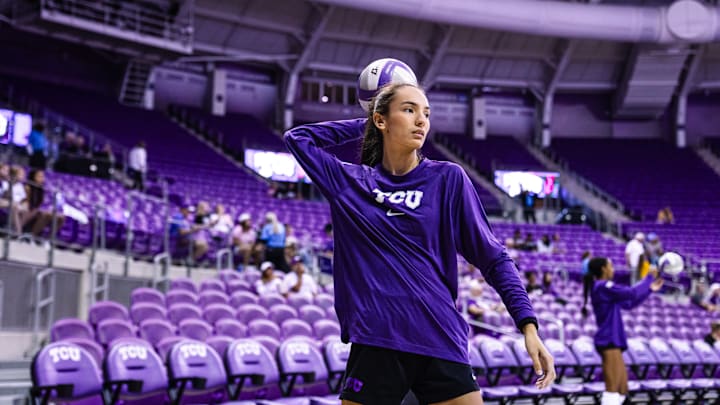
xmin=537 ymin=234 xmax=554 ymax=254
xmin=127 ymin=141 xmax=147 ymax=191
xmin=466 ymin=279 xmax=505 ymax=324
xmin=23 ymin=169 xmax=65 ymax=239
xmin=255 ymin=261 xmax=282 ymax=296
xmin=0 ymin=163 xmax=21 ymax=234
xmin=281 ymin=255 xmax=317 ymax=298
xmin=581 ymin=251 xmax=593 ymax=303
xmin=657 ymin=206 xmax=675 ymax=224
xmin=169 ymin=205 xmax=208 ymax=263
xmin=692 ymin=283 xmax=720 ymax=312
xmin=625 ymin=232 xmax=645 ymax=283
xmin=209 ymin=204 xmax=233 ymax=242
xmin=704 ymin=321 xmax=720 ymax=346
xmin=231 ymin=212 xmax=259 ymax=270
xmin=526 ymin=271 xmax=543 ymax=294
xmin=318 ymin=223 xmax=334 ymax=274
xmin=259 ymin=211 xmax=288 ymax=272
xmin=93 ymin=142 xmax=115 ymax=164
xmin=542 ymin=272 xmax=567 ymax=305
xmin=75 ymin=135 xmax=89 ymax=156
xmin=520 ymin=189 xmax=537 ymax=223
xmin=59 ymin=131 xmax=78 ymax=154
xmin=519 ymin=233 xmax=537 ymax=252
xmin=645 ymin=233 xmax=664 ymax=265
xmin=28 ymin=123 xmax=48 ymax=169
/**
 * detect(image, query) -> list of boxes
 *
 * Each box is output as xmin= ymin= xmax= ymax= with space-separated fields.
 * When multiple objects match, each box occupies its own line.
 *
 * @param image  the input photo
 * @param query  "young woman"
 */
xmin=285 ymin=83 xmax=555 ymax=405
xmin=583 ymin=257 xmax=663 ymax=405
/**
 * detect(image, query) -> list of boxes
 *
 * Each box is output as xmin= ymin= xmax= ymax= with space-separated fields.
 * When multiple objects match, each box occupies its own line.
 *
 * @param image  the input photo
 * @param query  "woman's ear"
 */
xmin=373 ymin=112 xmax=386 ymax=131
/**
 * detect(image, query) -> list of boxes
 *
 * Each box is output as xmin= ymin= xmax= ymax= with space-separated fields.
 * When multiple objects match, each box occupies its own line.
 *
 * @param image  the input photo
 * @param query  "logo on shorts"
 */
xmin=344 ymin=377 xmax=364 ymax=393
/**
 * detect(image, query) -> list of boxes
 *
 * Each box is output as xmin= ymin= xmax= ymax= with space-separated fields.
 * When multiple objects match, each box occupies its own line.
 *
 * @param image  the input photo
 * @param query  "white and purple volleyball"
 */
xmin=357 ymin=58 xmax=418 ymax=112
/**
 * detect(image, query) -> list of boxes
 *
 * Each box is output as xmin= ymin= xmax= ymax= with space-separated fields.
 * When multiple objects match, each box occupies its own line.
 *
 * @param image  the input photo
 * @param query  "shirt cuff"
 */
xmin=517 ymin=317 xmax=539 ymax=333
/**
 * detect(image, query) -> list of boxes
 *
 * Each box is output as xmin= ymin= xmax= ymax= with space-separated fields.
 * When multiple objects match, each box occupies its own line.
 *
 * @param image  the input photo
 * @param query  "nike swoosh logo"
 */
xmin=386 ymin=209 xmax=405 ymax=217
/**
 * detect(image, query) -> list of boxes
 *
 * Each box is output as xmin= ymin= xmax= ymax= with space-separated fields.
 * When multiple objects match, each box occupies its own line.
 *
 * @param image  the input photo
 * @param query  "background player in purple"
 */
xmin=582 ymin=257 xmax=663 ymax=405
xmin=285 ymin=82 xmax=555 ymax=405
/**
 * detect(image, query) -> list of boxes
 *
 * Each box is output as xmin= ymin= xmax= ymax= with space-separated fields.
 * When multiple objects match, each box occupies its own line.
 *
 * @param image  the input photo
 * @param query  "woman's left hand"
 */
xmin=523 ymin=323 xmax=557 ymax=389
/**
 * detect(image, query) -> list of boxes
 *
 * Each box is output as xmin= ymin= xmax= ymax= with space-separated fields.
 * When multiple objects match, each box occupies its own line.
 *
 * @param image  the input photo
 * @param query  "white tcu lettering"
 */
xmin=235 ymin=343 xmax=261 ymax=357
xmin=49 ymin=346 xmax=81 ymax=363
xmin=287 ymin=342 xmax=310 ymax=357
xmin=372 ymin=188 xmax=424 ymax=209
xmin=180 ymin=344 xmax=207 ymax=359
xmin=118 ymin=346 xmax=148 ymax=361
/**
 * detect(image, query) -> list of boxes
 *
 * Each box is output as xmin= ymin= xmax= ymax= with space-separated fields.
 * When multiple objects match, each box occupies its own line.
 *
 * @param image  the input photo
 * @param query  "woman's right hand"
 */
xmin=650 ymin=277 xmax=664 ymax=292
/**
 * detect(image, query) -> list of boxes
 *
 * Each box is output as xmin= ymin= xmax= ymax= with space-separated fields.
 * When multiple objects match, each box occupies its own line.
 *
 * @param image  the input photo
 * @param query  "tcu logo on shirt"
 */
xmin=179 ymin=343 xmax=207 ymax=359
xmin=118 ymin=345 xmax=148 ymax=361
xmin=372 ymin=188 xmax=423 ymax=209
xmin=49 ymin=346 xmax=81 ymax=363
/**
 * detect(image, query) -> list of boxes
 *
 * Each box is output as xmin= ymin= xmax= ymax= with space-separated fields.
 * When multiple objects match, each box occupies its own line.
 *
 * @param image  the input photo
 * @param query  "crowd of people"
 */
xmin=505 ymin=229 xmax=563 ymax=254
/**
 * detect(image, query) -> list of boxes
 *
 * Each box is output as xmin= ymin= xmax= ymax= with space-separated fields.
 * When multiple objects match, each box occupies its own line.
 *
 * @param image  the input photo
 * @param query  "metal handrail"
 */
xmin=31 ymin=267 xmax=56 ymax=352
xmin=152 ymin=252 xmax=171 ymax=290
xmin=216 ymin=248 xmax=233 ymax=272
xmin=88 ymin=261 xmax=109 ymax=306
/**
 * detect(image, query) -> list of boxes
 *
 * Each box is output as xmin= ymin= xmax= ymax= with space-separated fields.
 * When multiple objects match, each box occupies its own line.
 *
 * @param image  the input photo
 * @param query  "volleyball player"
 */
xmin=285 ymin=83 xmax=555 ymax=404
xmin=583 ymin=257 xmax=663 ymax=405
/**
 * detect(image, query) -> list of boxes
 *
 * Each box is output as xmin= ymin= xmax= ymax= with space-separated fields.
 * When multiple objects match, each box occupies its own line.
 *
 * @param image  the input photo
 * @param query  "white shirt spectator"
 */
xmin=210 ymin=213 xmax=233 ymax=235
xmin=12 ymin=182 xmax=26 ymax=204
xmin=255 ymin=278 xmax=282 ymax=296
xmin=625 ymin=233 xmax=645 ymax=270
xmin=128 ymin=145 xmax=147 ymax=173
xmin=281 ymin=272 xmax=318 ymax=298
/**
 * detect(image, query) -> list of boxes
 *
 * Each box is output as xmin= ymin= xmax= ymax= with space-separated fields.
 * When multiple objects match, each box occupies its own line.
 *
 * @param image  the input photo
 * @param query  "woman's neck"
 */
xmin=382 ymin=148 xmax=419 ymax=176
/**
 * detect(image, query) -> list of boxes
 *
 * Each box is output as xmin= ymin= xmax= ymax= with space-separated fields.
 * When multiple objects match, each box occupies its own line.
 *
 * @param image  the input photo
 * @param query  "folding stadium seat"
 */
xmin=30 ymin=342 xmax=104 ymax=404
xmin=313 ymin=294 xmax=334 ymax=311
xmin=299 ymin=305 xmax=326 ymax=326
xmin=88 ymin=301 xmax=129 ymax=329
xmin=50 ymin=318 xmax=94 ymax=341
xmin=269 ymin=304 xmax=299 ymax=326
xmin=225 ymin=338 xmax=281 ymax=400
xmin=178 ymin=318 xmax=213 ymax=341
xmin=198 ymin=290 xmax=230 ymax=308
xmin=203 ymin=303 xmax=236 ymax=326
xmin=206 ymin=335 xmax=233 ymax=359
xmin=169 ymin=278 xmax=197 ymax=293
xmin=138 ymin=318 xmax=176 ymax=348
xmin=254 ymin=335 xmax=282 ymax=357
xmin=237 ymin=303 xmax=270 ymax=324
xmin=129 ymin=302 xmax=166 ymax=325
xmin=647 ymin=337 xmax=680 ymax=379
xmin=276 ymin=338 xmax=330 ymax=397
xmin=167 ymin=340 xmax=227 ymax=404
xmin=287 ymin=295 xmax=313 ymax=311
xmin=166 ymin=290 xmax=198 ymax=307
xmin=570 ymin=338 xmax=602 ymax=381
xmin=313 ymin=320 xmax=340 ymax=340
xmin=691 ymin=339 xmax=720 ymax=377
xmin=157 ymin=336 xmax=185 ymax=361
xmin=104 ymin=337 xmax=170 ymax=404
xmin=478 ymin=337 xmax=519 ymax=386
xmin=282 ymin=319 xmax=314 ymax=339
xmin=129 ymin=287 xmax=164 ymax=307
xmin=259 ymin=293 xmax=287 ymax=309
xmin=248 ymin=319 xmax=282 ymax=340
xmin=60 ymin=337 xmax=104 ymax=368
xmin=227 ymin=279 xmax=253 ymax=295
xmin=215 ymin=318 xmax=248 ymax=338
xmin=231 ymin=291 xmax=260 ymax=307
xmin=323 ymin=337 xmax=350 ymax=393
xmin=96 ymin=319 xmax=136 ymax=348
xmin=324 ymin=307 xmax=338 ymax=322
xmin=218 ymin=269 xmax=241 ymax=284
xmin=200 ymin=278 xmax=226 ymax=293
xmin=167 ymin=303 xmax=202 ymax=325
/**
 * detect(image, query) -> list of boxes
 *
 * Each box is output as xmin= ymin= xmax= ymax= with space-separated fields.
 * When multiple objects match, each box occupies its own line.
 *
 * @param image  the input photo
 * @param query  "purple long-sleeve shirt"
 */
xmin=591 ymin=275 xmax=654 ymax=350
xmin=284 ymin=118 xmax=536 ymax=364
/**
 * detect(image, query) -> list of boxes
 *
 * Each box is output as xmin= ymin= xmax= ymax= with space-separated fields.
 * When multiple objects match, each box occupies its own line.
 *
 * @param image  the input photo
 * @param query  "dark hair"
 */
xmin=32 ymin=123 xmax=45 ymax=133
xmin=581 ymin=250 xmax=591 ymax=259
xmin=360 ymin=83 xmax=423 ymax=167
xmin=582 ymin=257 xmax=609 ymax=317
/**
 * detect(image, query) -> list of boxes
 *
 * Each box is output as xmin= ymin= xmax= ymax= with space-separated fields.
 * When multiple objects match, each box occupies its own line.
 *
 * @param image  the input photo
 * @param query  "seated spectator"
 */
xmin=318 ymin=223 xmax=334 ymax=274
xmin=59 ymin=131 xmax=79 ymax=154
xmin=231 ymin=212 xmax=260 ymax=269
xmin=525 ymin=271 xmax=542 ymax=294
xmin=0 ymin=163 xmax=21 ymax=234
xmin=518 ymin=233 xmax=537 ymax=252
xmin=209 ymin=204 xmax=233 ymax=241
xmin=542 ymin=272 xmax=567 ymax=305
xmin=281 ymin=256 xmax=317 ymax=298
xmin=466 ymin=279 xmax=505 ymax=323
xmin=505 ymin=228 xmax=523 ymax=249
xmin=169 ymin=205 xmax=207 ymax=262
xmin=645 ymin=233 xmax=664 ymax=265
xmin=657 ymin=206 xmax=675 ymax=224
xmin=704 ymin=321 xmax=720 ymax=346
xmin=692 ymin=283 xmax=720 ymax=312
xmin=259 ymin=212 xmax=288 ymax=272
xmin=22 ymin=169 xmax=65 ymax=239
xmin=255 ymin=261 xmax=282 ymax=296
xmin=537 ymin=234 xmax=554 ymax=254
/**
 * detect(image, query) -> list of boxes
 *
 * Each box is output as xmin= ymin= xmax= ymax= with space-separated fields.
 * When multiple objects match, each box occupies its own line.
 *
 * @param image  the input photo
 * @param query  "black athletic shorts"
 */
xmin=595 ymin=343 xmax=625 ymax=354
xmin=339 ymin=343 xmax=480 ymax=405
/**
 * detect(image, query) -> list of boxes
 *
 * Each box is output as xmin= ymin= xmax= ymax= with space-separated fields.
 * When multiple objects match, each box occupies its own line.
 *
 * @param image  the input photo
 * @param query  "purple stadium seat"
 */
xmin=178 ymin=319 xmax=213 ymax=341
xmin=287 ymin=295 xmax=313 ymax=311
xmin=63 ymin=337 xmax=104 ymax=368
xmin=324 ymin=307 xmax=338 ymax=322
xmin=299 ymin=305 xmax=326 ymax=326
xmin=156 ymin=336 xmax=185 ymax=361
xmin=167 ymin=340 xmax=227 ymax=404
xmin=254 ymin=335 xmax=281 ymax=356
xmin=313 ymin=320 xmax=340 ymax=340
xmin=323 ymin=337 xmax=350 ymax=393
xmin=231 ymin=291 xmax=260 ymax=307
xmin=478 ymin=337 xmax=518 ymax=386
xmin=215 ymin=318 xmax=248 ymax=339
xmin=165 ymin=290 xmax=199 ymax=307
xmin=571 ymin=338 xmax=602 ymax=381
xmin=88 ymin=301 xmax=129 ymax=328
xmin=198 ymin=290 xmax=230 ymax=308
xmin=259 ymin=293 xmax=286 ymax=309
xmin=313 ymin=294 xmax=334 ymax=311
xmin=203 ymin=303 xmax=236 ymax=325
xmin=277 ymin=338 xmax=329 ymax=396
xmin=129 ymin=303 xmax=167 ymax=325
xmin=237 ymin=304 xmax=270 ymax=324
xmin=544 ymin=339 xmax=579 ymax=379
xmin=31 ymin=342 xmax=104 ymax=404
xmin=167 ymin=303 xmax=202 ymax=325
xmin=104 ymin=337 xmax=170 ymax=404
xmin=200 ymin=278 xmax=226 ymax=293
xmin=227 ymin=279 xmax=254 ymax=295
xmin=691 ymin=339 xmax=720 ymax=377
xmin=138 ymin=319 xmax=176 ymax=348
xmin=170 ymin=278 xmax=197 ymax=293
xmin=241 ymin=269 xmax=262 ymax=285
xmin=564 ymin=324 xmax=582 ymax=342
xmin=50 ymin=318 xmax=94 ymax=341
xmin=130 ymin=287 xmax=165 ymax=307
xmin=225 ymin=338 xmax=280 ymax=400
xmin=625 ymin=338 xmax=657 ymax=380
xmin=509 ymin=338 xmax=537 ymax=384
xmin=282 ymin=319 xmax=313 ymax=339
xmin=667 ymin=339 xmax=700 ymax=378
xmin=96 ymin=319 xmax=136 ymax=347
xmin=248 ymin=319 xmax=282 ymax=340
xmin=647 ymin=338 xmax=680 ymax=378
xmin=269 ymin=304 xmax=299 ymax=326
xmin=206 ymin=335 xmax=233 ymax=359
xmin=218 ymin=269 xmax=241 ymax=284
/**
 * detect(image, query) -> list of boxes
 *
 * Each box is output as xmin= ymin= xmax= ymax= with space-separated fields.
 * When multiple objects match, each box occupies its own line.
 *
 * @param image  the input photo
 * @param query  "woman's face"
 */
xmin=603 ymin=259 xmax=615 ymax=279
xmin=375 ymin=86 xmax=430 ymax=153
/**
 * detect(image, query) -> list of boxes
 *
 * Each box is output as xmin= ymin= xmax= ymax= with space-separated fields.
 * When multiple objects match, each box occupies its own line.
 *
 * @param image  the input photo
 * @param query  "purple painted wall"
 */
xmin=687 ymin=93 xmax=720 ymax=144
